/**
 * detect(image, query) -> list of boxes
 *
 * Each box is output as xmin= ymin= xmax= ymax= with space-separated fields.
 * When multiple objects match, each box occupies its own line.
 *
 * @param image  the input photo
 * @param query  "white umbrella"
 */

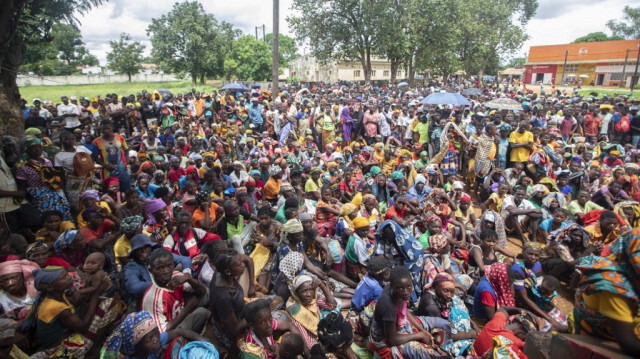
xmin=566 ymin=74 xmax=577 ymax=78
xmin=579 ymin=74 xmax=589 ymax=78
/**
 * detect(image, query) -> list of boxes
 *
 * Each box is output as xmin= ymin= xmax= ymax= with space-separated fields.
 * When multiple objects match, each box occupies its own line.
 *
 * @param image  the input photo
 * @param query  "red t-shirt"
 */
xmin=472 ymin=311 xmax=524 ymax=356
xmin=168 ymin=167 xmax=186 ymax=184
xmin=384 ymin=205 xmax=406 ymax=220
xmin=79 ymin=219 xmax=115 ymax=244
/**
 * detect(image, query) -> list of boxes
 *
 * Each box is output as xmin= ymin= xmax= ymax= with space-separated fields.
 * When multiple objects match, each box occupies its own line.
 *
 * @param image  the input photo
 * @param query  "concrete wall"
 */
xmin=17 ymin=73 xmax=183 ymax=86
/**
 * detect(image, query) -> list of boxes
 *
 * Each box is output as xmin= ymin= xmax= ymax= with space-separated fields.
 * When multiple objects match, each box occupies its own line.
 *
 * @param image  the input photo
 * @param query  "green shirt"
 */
xmin=413 ymin=122 xmax=430 ymax=143
xmin=227 ymin=215 xmax=245 ymax=237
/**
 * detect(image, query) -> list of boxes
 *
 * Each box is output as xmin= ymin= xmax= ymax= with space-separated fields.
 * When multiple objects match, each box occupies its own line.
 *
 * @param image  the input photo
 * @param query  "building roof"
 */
xmin=500 ymin=67 xmax=525 ymax=76
xmin=526 ymin=39 xmax=640 ymax=65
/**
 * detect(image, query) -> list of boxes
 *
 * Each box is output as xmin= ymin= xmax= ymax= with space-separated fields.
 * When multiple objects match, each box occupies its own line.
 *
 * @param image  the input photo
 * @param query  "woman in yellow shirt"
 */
xmin=574 ymin=228 xmax=640 ymax=357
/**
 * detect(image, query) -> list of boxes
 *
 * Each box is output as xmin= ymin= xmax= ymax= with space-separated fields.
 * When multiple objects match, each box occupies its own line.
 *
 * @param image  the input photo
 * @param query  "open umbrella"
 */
xmin=157 ymin=88 xmax=171 ymax=96
xmin=251 ymin=84 xmax=261 ymax=89
xmin=397 ymin=82 xmax=409 ymax=88
xmin=221 ymin=82 xmax=249 ymax=92
xmin=461 ymin=88 xmax=482 ymax=96
xmin=420 ymin=92 xmax=471 ymax=106
xmin=484 ymin=98 xmax=522 ymax=111
xmin=579 ymin=74 xmax=589 ymax=78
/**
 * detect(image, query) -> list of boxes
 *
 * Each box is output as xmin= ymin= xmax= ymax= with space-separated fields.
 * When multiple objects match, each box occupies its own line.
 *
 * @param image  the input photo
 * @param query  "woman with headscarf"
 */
xmin=542 ymin=223 xmax=595 ymax=283
xmin=316 ymin=187 xmax=340 ymax=237
xmin=416 ymin=273 xmax=478 ymax=357
xmin=272 ymin=219 xmax=327 ymax=302
xmin=335 ymin=203 xmax=358 ymax=243
xmin=541 ymin=192 xmax=566 ymax=220
xmin=0 ymin=260 xmax=39 ymax=321
xmin=15 ymin=135 xmax=71 ymax=220
xmin=48 ymin=229 xmax=87 ymax=271
xmin=375 ymin=220 xmax=426 ymax=303
xmin=287 ymin=274 xmax=340 ymax=351
xmin=341 ymin=107 xmax=354 ymax=143
xmin=430 ymin=121 xmax=469 ymax=177
xmin=104 ymin=310 xmax=208 ymax=359
xmin=528 ymin=132 xmax=562 ymax=181
xmin=574 ymin=228 xmax=640 ymax=356
xmin=472 ymin=262 xmax=516 ymax=323
xmin=614 ymin=200 xmax=640 ymax=228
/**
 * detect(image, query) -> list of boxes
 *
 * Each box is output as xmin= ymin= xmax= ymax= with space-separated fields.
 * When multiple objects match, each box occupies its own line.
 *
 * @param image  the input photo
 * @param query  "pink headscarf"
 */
xmin=0 ymin=260 xmax=40 ymax=297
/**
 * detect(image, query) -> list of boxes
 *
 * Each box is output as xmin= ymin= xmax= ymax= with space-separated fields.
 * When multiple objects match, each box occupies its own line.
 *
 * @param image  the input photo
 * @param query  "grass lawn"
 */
xmin=19 ymin=80 xmax=223 ymax=102
xmin=577 ymin=88 xmax=636 ymax=98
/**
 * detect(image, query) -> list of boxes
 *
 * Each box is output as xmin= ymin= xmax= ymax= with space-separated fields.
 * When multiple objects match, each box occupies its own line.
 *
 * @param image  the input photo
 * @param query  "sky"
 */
xmin=76 ymin=0 xmax=640 ymax=65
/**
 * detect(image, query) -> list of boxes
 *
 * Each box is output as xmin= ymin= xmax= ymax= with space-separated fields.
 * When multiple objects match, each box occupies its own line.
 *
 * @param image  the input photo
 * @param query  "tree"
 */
xmin=265 ymin=33 xmax=298 ymax=68
xmin=607 ymin=6 xmax=640 ymax=39
xmin=107 ymin=33 xmax=145 ymax=82
xmin=51 ymin=24 xmax=87 ymax=64
xmin=503 ymin=56 xmax=527 ymax=69
xmin=289 ymin=0 xmax=380 ymax=83
xmin=224 ymin=35 xmax=272 ymax=81
xmin=457 ymin=0 xmax=538 ymax=79
xmin=573 ymin=32 xmax=623 ymax=43
xmin=0 ymin=0 xmax=104 ymax=138
xmin=147 ymin=1 xmax=237 ymax=85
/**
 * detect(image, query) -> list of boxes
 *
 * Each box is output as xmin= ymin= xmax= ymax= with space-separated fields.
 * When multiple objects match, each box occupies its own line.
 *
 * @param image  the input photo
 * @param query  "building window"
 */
xmin=383 ymin=70 xmax=390 ymax=77
xmin=564 ymin=64 xmax=578 ymax=73
xmin=354 ymin=70 xmax=361 ymax=77
xmin=610 ymin=73 xmax=623 ymax=81
xmin=371 ymin=70 xmax=376 ymax=77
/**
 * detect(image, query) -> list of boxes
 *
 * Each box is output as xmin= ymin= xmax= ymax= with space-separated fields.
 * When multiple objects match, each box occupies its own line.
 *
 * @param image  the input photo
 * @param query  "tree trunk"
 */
xmin=408 ymin=56 xmax=415 ymax=87
xmin=191 ymin=74 xmax=197 ymax=86
xmin=0 ymin=36 xmax=26 ymax=139
xmin=442 ymin=69 xmax=449 ymax=85
xmin=390 ymin=57 xmax=398 ymax=84
xmin=199 ymin=73 xmax=205 ymax=85
xmin=128 ymin=72 xmax=132 ymax=82
xmin=364 ymin=48 xmax=372 ymax=84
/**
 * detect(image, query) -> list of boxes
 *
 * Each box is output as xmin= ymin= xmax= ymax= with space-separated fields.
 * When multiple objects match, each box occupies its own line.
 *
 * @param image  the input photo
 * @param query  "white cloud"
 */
xmin=76 ymin=0 xmax=639 ymax=64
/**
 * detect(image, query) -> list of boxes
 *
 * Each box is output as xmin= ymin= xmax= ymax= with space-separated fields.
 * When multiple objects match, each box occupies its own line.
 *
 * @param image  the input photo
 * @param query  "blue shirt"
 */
xmin=249 ymin=103 xmax=263 ymax=125
xmin=473 ymin=276 xmax=496 ymax=320
xmin=123 ymin=260 xmax=152 ymax=297
xmin=157 ymin=134 xmax=175 ymax=146
xmin=529 ymin=116 xmax=546 ymax=128
xmin=352 ymin=274 xmax=384 ymax=311
xmin=539 ymin=218 xmax=567 ymax=233
xmin=407 ymin=185 xmax=431 ymax=204
xmin=137 ymin=183 xmax=159 ymax=199
xmin=511 ymin=261 xmax=543 ymax=291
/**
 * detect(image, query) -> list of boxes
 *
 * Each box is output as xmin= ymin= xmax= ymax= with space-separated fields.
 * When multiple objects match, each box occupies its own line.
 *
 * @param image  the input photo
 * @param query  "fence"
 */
xmin=18 ymin=73 xmax=184 ymax=86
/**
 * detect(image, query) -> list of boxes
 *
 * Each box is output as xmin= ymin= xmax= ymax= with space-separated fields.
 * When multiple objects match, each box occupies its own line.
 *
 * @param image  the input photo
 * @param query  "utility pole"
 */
xmin=255 ymin=27 xmax=258 ymax=41
xmin=272 ymin=0 xmax=279 ymax=97
xmin=560 ymin=50 xmax=568 ymax=85
xmin=621 ymin=49 xmax=630 ymax=88
xmin=632 ymin=44 xmax=640 ymax=92
xmin=263 ymin=24 xmax=266 ymax=43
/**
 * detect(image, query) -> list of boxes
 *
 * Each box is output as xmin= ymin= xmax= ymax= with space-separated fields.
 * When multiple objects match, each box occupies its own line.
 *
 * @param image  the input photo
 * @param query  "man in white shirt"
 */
xmin=57 ymin=95 xmax=81 ymax=131
xmin=502 ymin=185 xmax=542 ymax=243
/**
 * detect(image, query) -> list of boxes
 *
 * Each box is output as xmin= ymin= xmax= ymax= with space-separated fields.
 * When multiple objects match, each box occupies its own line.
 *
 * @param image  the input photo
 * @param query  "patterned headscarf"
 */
xmin=428 ymin=234 xmax=448 ymax=254
xmin=287 ymin=274 xmax=319 ymax=336
xmin=79 ymin=189 xmax=99 ymax=201
xmin=54 ymin=229 xmax=78 ymax=252
xmin=120 ymin=216 xmax=144 ymax=237
xmin=475 ymin=210 xmax=507 ymax=248
xmin=195 ymin=190 xmax=212 ymax=205
xmin=105 ymin=311 xmax=158 ymax=355
xmin=512 ymin=313 xmax=539 ymax=333
xmin=484 ymin=262 xmax=516 ymax=308
xmin=26 ymin=241 xmax=49 ymax=259
xmin=281 ymin=219 xmax=304 ymax=244
xmin=269 ymin=165 xmax=282 ymax=177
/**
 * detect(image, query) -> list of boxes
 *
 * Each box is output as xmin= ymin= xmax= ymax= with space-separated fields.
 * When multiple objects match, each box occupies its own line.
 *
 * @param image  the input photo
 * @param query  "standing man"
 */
xmin=57 ymin=95 xmax=81 ymax=132
xmin=249 ymin=98 xmax=264 ymax=132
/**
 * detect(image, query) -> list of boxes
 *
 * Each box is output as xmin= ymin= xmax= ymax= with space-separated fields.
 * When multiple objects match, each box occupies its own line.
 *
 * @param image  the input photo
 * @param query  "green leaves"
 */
xmin=107 ymin=33 xmax=145 ymax=81
xmin=224 ymin=36 xmax=272 ymax=81
xmin=146 ymin=1 xmax=235 ymax=84
xmin=606 ymin=6 xmax=640 ymax=40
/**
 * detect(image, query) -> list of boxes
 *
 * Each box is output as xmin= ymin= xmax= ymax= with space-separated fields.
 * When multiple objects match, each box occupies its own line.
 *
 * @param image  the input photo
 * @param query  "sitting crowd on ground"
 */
xmin=1 ymin=79 xmax=639 ymax=359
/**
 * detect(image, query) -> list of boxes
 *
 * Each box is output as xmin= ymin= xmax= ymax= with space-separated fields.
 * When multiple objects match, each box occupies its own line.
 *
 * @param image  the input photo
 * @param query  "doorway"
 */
xmin=596 ymin=74 xmax=604 ymax=86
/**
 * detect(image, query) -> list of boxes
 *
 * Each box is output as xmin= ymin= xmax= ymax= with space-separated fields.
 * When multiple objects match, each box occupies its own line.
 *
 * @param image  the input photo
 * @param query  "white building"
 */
xmin=288 ymin=55 xmax=405 ymax=82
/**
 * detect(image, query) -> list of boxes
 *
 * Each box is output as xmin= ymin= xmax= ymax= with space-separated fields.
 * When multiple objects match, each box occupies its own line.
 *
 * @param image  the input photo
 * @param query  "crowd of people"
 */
xmin=1 ymin=79 xmax=639 ymax=359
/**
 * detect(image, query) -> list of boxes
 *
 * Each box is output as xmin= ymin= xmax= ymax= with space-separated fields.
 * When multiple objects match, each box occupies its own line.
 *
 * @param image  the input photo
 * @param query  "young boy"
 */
xmin=351 ymin=256 xmax=390 ymax=312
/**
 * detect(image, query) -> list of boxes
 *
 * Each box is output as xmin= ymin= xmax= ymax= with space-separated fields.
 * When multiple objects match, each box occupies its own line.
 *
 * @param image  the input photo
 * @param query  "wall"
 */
xmin=17 ymin=73 xmax=183 ymax=86
xmin=524 ymin=64 xmax=557 ymax=84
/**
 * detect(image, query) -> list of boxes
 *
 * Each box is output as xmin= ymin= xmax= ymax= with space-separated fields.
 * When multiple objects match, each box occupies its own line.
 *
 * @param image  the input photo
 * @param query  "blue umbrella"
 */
xmin=221 ymin=82 xmax=249 ymax=92
xmin=420 ymin=92 xmax=471 ymax=106
xmin=397 ymin=82 xmax=409 ymax=88
xmin=251 ymin=84 xmax=261 ymax=89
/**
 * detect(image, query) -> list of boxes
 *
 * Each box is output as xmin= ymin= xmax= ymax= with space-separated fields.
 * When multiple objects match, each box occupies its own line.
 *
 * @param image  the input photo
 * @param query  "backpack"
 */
xmin=614 ymin=115 xmax=630 ymax=133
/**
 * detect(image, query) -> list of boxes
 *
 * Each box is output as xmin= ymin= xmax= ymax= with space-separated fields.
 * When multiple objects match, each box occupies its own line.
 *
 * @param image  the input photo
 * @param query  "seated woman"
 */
xmin=28 ymin=266 xmax=115 ymax=358
xmin=287 ymin=274 xmax=341 ymax=351
xmin=344 ymin=217 xmax=375 ymax=282
xmin=539 ymin=208 xmax=569 ymax=239
xmin=0 ymin=260 xmax=39 ymax=322
xmin=310 ymin=312 xmax=358 ymax=359
xmin=115 ymin=189 xmax=146 ymax=220
xmin=335 ymin=203 xmax=358 ymax=244
xmin=472 ymin=262 xmax=516 ymax=323
xmin=542 ymin=224 xmax=601 ymax=283
xmin=471 ymin=307 xmax=539 ymax=358
xmin=76 ymin=189 xmax=112 ymax=229
xmin=512 ymin=242 xmax=568 ymax=332
xmin=469 ymin=229 xmax=516 ymax=280
xmin=614 ymin=200 xmax=640 ymax=228
xmin=238 ymin=298 xmax=301 ymax=359
xmin=472 ymin=210 xmax=508 ymax=249
xmin=249 ymin=206 xmax=282 ymax=288
xmin=104 ymin=310 xmax=208 ymax=359
xmin=34 ymin=210 xmax=75 ymax=246
xmin=416 ymin=273 xmax=479 ymax=357
xmin=49 ymin=229 xmax=87 ymax=271
xmin=369 ymin=267 xmax=450 ymax=359
xmin=375 ymin=220 xmax=426 ymax=303
xmin=100 ymin=176 xmax=123 ymax=213
xmin=574 ymin=228 xmax=640 ymax=357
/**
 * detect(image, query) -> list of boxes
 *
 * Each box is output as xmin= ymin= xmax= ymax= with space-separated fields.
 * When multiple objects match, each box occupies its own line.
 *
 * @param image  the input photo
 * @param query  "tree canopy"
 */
xmin=107 ymin=33 xmax=146 ymax=82
xmin=573 ymin=32 xmax=623 ymax=43
xmin=224 ymin=36 xmax=272 ymax=81
xmin=607 ymin=6 xmax=640 ymax=39
xmin=147 ymin=1 xmax=237 ymax=85
xmin=265 ymin=33 xmax=299 ymax=68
